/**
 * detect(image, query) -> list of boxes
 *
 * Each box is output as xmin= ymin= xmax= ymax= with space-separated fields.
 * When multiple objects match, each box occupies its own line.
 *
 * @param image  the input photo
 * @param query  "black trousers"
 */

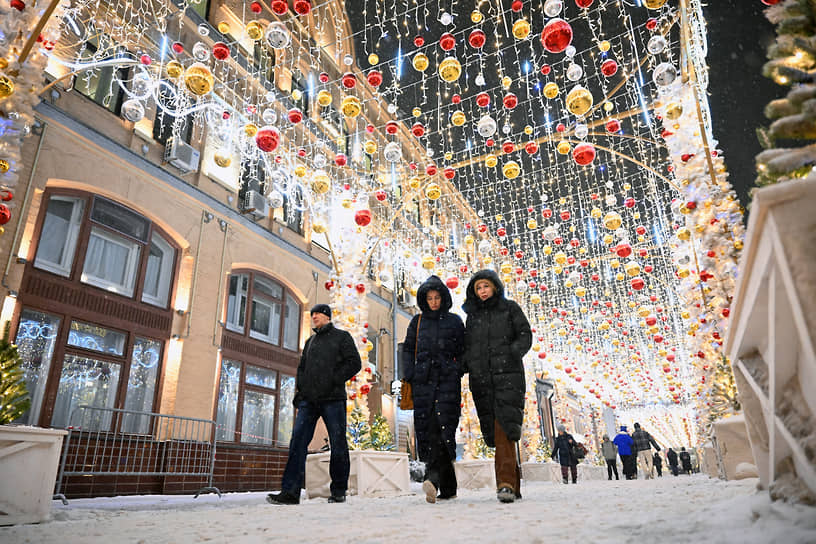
xmin=606 ymin=459 xmax=619 ymax=480
xmin=424 ymin=412 xmax=457 ymax=497
xmin=655 ymin=463 xmax=663 ymax=477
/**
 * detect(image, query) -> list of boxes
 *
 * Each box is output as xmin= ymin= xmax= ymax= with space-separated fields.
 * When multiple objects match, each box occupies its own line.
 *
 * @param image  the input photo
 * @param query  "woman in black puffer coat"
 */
xmin=402 ymin=275 xmax=465 ymax=503
xmin=461 ymin=269 xmax=532 ymax=503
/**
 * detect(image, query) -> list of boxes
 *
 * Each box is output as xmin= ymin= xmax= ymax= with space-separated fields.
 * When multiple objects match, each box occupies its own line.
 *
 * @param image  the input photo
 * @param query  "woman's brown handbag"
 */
xmin=399 ymin=316 xmax=421 ymax=410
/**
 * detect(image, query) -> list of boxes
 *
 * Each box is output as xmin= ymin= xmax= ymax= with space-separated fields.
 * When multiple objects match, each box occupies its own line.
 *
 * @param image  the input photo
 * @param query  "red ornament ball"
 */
xmin=171 ymin=42 xmax=184 ymax=54
xmin=250 ymin=1 xmax=263 ymax=13
xmin=412 ymin=122 xmax=425 ymax=137
xmin=10 ymin=0 xmax=25 ymax=10
xmin=601 ymin=59 xmax=618 ymax=77
xmin=366 ymin=70 xmax=383 ymax=87
xmin=476 ymin=92 xmax=491 ymax=108
xmin=469 ymin=29 xmax=486 ymax=49
xmin=0 ymin=204 xmax=10 ymax=225
xmin=255 ymin=126 xmax=281 ymax=152
xmin=288 ymin=108 xmax=303 ymax=124
xmin=293 ymin=0 xmax=311 ymax=15
xmin=605 ymin=118 xmax=621 ymax=133
xmin=334 ymin=153 xmax=347 ymax=166
xmin=503 ymin=92 xmax=518 ymax=109
xmin=645 ymin=18 xmax=658 ymax=30
xmin=511 ymin=0 xmax=523 ymax=12
xmin=540 ymin=64 xmax=551 ymax=75
xmin=319 ymin=72 xmax=330 ymax=83
xmin=572 ymin=142 xmax=596 ymax=165
xmin=414 ymin=36 xmax=425 ymax=47
xmin=212 ymin=42 xmax=230 ymax=60
xmin=439 ymin=32 xmax=456 ymax=51
xmin=354 ymin=209 xmax=372 ymax=226
xmin=575 ymin=0 xmax=593 ymax=7
xmin=341 ymin=72 xmax=356 ymax=89
xmin=140 ymin=54 xmax=152 ymax=65
xmin=541 ymin=18 xmax=573 ymax=54
xmin=271 ymin=0 xmax=288 ymax=14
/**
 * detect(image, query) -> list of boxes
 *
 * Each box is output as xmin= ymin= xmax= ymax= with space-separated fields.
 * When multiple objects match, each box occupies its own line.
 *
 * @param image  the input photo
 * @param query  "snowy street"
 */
xmin=2 ymin=475 xmax=815 ymax=544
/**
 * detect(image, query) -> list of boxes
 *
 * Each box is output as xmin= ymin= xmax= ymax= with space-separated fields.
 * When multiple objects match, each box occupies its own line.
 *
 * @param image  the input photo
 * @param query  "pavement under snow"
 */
xmin=2 ymin=474 xmax=816 ymax=543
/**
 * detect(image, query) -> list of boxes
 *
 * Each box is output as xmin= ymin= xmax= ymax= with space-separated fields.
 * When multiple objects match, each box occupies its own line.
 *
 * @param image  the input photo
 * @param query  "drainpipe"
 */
xmin=392 ymin=263 xmax=400 ymax=451
xmin=3 ymin=123 xmax=47 ymax=291
xmin=212 ymin=219 xmax=229 ymax=346
xmin=180 ymin=210 xmax=211 ymax=338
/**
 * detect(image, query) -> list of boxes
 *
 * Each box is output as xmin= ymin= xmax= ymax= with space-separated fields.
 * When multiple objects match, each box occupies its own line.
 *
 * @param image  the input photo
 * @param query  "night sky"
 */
xmin=704 ymin=0 xmax=780 ymax=210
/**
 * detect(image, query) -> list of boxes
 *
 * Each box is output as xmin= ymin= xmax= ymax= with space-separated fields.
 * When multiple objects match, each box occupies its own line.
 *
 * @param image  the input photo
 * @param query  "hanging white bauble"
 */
xmin=475 ymin=73 xmax=486 ymax=86
xmin=192 ymin=41 xmax=210 ymax=61
xmin=439 ymin=12 xmax=453 ymax=25
xmin=516 ymin=280 xmax=528 ymax=292
xmin=544 ymin=0 xmax=563 ymax=17
xmin=605 ymin=194 xmax=616 ymax=206
xmin=568 ymin=270 xmax=581 ymax=283
xmin=566 ymin=63 xmax=583 ymax=82
xmin=565 ymin=45 xmax=577 ymax=58
xmin=653 ymin=62 xmax=678 ymax=87
xmin=478 ymin=239 xmax=492 ymax=254
xmin=477 ymin=115 xmax=497 ymax=138
xmin=197 ymin=23 xmax=210 ymax=36
xmin=647 ymin=35 xmax=667 ymax=55
xmin=313 ymin=154 xmax=327 ymax=168
xmin=267 ymin=189 xmax=284 ymax=209
xmin=387 ymin=103 xmax=398 ymax=114
xmin=262 ymin=108 xmax=277 ymax=124
xmin=575 ymin=123 xmax=589 ymax=139
xmin=344 ymin=54 xmax=354 ymax=65
xmin=502 ymin=123 xmax=512 ymax=135
xmin=543 ymin=225 xmax=558 ymax=241
xmin=541 ymin=193 xmax=549 ymax=202
xmin=121 ymin=99 xmax=145 ymax=122
xmin=426 ymin=147 xmax=434 ymax=157
xmin=384 ymin=141 xmax=402 ymax=162
xmin=265 ymin=22 xmax=291 ymax=49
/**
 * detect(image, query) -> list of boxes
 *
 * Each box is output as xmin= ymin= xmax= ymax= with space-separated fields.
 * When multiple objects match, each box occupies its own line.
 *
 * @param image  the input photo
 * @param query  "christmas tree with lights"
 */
xmin=756 ymin=0 xmax=816 ymax=190
xmin=346 ymin=407 xmax=371 ymax=450
xmin=0 ymin=328 xmax=29 ymax=425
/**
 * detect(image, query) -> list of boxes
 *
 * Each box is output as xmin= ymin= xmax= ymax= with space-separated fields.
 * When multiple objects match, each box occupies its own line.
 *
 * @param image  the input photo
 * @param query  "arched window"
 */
xmin=216 ymin=270 xmax=301 ymax=446
xmin=13 ymin=190 xmax=179 ymax=428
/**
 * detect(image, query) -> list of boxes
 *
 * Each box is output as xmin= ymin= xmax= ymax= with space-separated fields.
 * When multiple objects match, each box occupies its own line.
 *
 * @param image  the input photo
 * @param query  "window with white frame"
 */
xmin=226 ymin=274 xmax=249 ymax=332
xmin=249 ymin=276 xmax=282 ymax=343
xmin=142 ymin=232 xmax=175 ymax=307
xmin=81 ymin=226 xmax=142 ymax=296
xmin=34 ymin=196 xmax=85 ymax=277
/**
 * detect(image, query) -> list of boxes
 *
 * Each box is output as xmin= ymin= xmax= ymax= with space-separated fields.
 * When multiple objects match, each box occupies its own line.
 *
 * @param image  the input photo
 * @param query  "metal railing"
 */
xmin=54 ymin=405 xmax=221 ymax=503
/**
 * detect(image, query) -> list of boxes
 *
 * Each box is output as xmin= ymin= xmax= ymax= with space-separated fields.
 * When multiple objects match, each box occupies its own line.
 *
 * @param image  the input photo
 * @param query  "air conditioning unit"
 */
xmin=164 ymin=137 xmax=200 ymax=173
xmin=241 ymin=190 xmax=269 ymax=219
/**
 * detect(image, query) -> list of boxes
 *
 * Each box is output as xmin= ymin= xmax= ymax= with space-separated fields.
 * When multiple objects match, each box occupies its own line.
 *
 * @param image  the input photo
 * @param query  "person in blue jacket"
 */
xmin=613 ymin=425 xmax=637 ymax=480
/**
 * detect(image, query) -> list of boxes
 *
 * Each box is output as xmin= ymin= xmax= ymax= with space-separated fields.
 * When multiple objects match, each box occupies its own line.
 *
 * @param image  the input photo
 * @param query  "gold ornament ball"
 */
xmin=165 ymin=60 xmax=183 ymax=79
xmin=244 ymin=124 xmax=258 ymax=137
xmin=485 ymin=154 xmax=498 ymax=167
xmin=312 ymin=171 xmax=331 ymax=194
xmin=291 ymin=89 xmax=302 ymax=101
xmin=413 ymin=53 xmax=429 ymax=72
xmin=217 ymin=21 xmax=231 ymax=34
xmin=512 ymin=19 xmax=531 ymax=40
xmin=0 ymin=159 xmax=9 ymax=174
xmin=425 ymin=183 xmax=441 ymax=200
xmin=439 ymin=57 xmax=462 ymax=82
xmin=0 ymin=58 xmax=7 ymax=70
xmin=644 ymin=0 xmax=667 ymax=8
xmin=566 ymin=86 xmax=594 ymax=117
xmin=471 ymin=9 xmax=483 ymax=23
xmin=246 ymin=20 xmax=264 ymax=40
xmin=184 ymin=63 xmax=215 ymax=96
xmin=341 ymin=95 xmax=362 ymax=117
xmin=599 ymin=40 xmax=611 ymax=52
xmin=665 ymin=102 xmax=683 ymax=120
xmin=409 ymin=176 xmax=421 ymax=189
xmin=603 ymin=101 xmax=614 ymax=112
xmin=412 ymin=107 xmax=422 ymax=118
xmin=451 ymin=110 xmax=466 ymax=126
xmin=527 ymin=218 xmax=538 ymax=229
xmin=543 ymin=82 xmax=559 ymax=99
xmin=294 ymin=165 xmax=307 ymax=178
xmin=364 ymin=140 xmax=377 ymax=154
xmin=603 ymin=211 xmax=622 ymax=230
xmin=421 ymin=255 xmax=435 ymax=270
xmin=501 ymin=76 xmax=512 ymax=90
xmin=502 ymin=160 xmax=521 ymax=179
xmin=0 ymin=75 xmax=15 ymax=99
xmin=556 ymin=141 xmax=571 ymax=155
xmin=524 ymin=125 xmax=533 ymax=135
xmin=317 ymin=89 xmax=332 ymax=107
xmin=444 ymin=151 xmax=453 ymax=161
xmin=676 ymin=226 xmax=691 ymax=241
xmin=368 ymin=53 xmax=379 ymax=65
xmin=213 ymin=150 xmax=232 ymax=168
xmin=590 ymin=207 xmax=602 ymax=219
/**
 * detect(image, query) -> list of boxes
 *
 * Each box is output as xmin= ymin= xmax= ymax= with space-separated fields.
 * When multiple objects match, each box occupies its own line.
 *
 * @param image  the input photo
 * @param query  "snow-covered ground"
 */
xmin=2 ymin=475 xmax=816 ymax=543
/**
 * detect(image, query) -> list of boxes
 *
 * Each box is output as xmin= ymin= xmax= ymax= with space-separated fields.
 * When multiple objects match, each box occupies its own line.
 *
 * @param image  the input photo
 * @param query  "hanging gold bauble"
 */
xmin=317 ymin=89 xmax=332 ymax=107
xmin=676 ymin=226 xmax=691 ymax=241
xmin=413 ymin=53 xmax=429 ymax=72
xmin=0 ymin=75 xmax=15 ymax=99
xmin=165 ymin=60 xmax=183 ymax=79
xmin=465 ymin=234 xmax=474 ymax=245
xmin=501 ymin=76 xmax=512 ymax=90
xmin=409 ymin=176 xmax=420 ymax=189
xmin=599 ymin=40 xmax=611 ymax=52
xmin=364 ymin=140 xmax=377 ymax=154
xmin=243 ymin=124 xmax=258 ymax=138
xmin=0 ymin=58 xmax=7 ymax=70
xmin=368 ymin=53 xmax=379 ymax=65
xmin=543 ymin=82 xmax=559 ymax=99
xmin=213 ymin=150 xmax=232 ymax=168
xmin=422 ymin=255 xmax=436 ymax=269
xmin=291 ymin=89 xmax=302 ymax=101
xmin=246 ymin=20 xmax=264 ymax=40
xmin=556 ymin=141 xmax=571 ymax=155
xmin=217 ymin=21 xmax=231 ymax=34
xmin=574 ymin=286 xmax=586 ymax=297
xmin=0 ymin=159 xmax=9 ymax=173
xmin=554 ymin=252 xmax=567 ymax=265
xmin=471 ymin=9 xmax=483 ymax=23
xmin=590 ymin=207 xmax=602 ymax=219
xmin=294 ymin=165 xmax=307 ymax=178
xmin=425 ymin=183 xmax=441 ymax=200
xmin=341 ymin=95 xmax=361 ymax=117
xmin=603 ymin=211 xmax=622 ymax=230
xmin=184 ymin=63 xmax=215 ymax=96
xmin=485 ymin=154 xmax=498 ymax=167
xmin=312 ymin=170 xmax=331 ymax=194
xmin=566 ymin=85 xmax=594 ymax=117
xmin=527 ymin=218 xmax=538 ymax=229
xmin=677 ymin=268 xmax=690 ymax=278
xmin=665 ymin=102 xmax=683 ymax=120
xmin=412 ymin=107 xmax=422 ymax=117
xmin=512 ymin=19 xmax=531 ymax=40
xmin=524 ymin=125 xmax=533 ymax=135
xmin=439 ymin=57 xmax=462 ymax=82
xmin=644 ymin=0 xmax=667 ymax=8
xmin=625 ymin=261 xmax=641 ymax=277
xmin=312 ymin=221 xmax=327 ymax=233
xmin=502 ymin=160 xmax=520 ymax=179
xmin=451 ymin=110 xmax=466 ymax=126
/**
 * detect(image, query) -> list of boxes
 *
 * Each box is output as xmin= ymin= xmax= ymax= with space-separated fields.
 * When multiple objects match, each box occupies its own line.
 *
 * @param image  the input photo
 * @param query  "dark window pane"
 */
xmin=91 ymin=196 xmax=150 ymax=242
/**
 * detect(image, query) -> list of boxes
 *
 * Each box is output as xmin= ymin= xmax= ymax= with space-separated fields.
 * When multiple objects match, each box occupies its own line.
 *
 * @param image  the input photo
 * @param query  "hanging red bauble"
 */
xmin=426 ymin=164 xmax=437 ymax=176
xmin=502 ymin=141 xmax=515 ymax=154
xmin=761 ymin=0 xmax=781 ymax=5
xmin=334 ymin=153 xmax=347 ymax=166
xmin=503 ymin=92 xmax=518 ymax=109
xmin=412 ymin=122 xmax=425 ymax=137
xmin=485 ymin=138 xmax=495 ymax=147
xmin=525 ymin=141 xmax=539 ymax=155
xmin=439 ymin=32 xmax=456 ymax=51
xmin=477 ymin=223 xmax=487 ymax=233
xmin=559 ymin=210 xmax=571 ymax=221
xmin=615 ymin=243 xmax=632 ymax=258
xmin=601 ymin=59 xmax=618 ymax=77
xmin=605 ymin=118 xmax=621 ymax=133
xmin=468 ymin=29 xmax=486 ymax=49
xmin=341 ymin=72 xmax=356 ymax=88
xmin=540 ymin=64 xmax=551 ymax=75
xmin=383 ymin=121 xmax=398 ymax=135
xmin=0 ymin=190 xmax=12 ymax=202
xmin=293 ymin=0 xmax=311 ymax=15
xmin=572 ymin=142 xmax=596 ymax=165
xmin=255 ymin=126 xmax=281 ymax=152
xmin=271 ymin=0 xmax=288 ymax=14
xmin=171 ymin=42 xmax=184 ymax=54
xmin=443 ymin=167 xmax=456 ymax=180
xmin=556 ymin=123 xmax=566 ymax=132
xmin=645 ymin=18 xmax=658 ymax=30
xmin=324 ymin=280 xmax=335 ymax=290
xmin=288 ymin=108 xmax=303 ymax=124
xmin=250 ymin=1 xmax=263 ymax=13
xmin=10 ymin=0 xmax=25 ymax=10
xmin=445 ymin=276 xmax=459 ymax=289
xmin=366 ymin=124 xmax=375 ymax=133
xmin=319 ymin=72 xmax=330 ymax=83
xmin=644 ymin=265 xmax=653 ymax=273
xmin=366 ymin=70 xmax=383 ymax=87
xmin=414 ymin=36 xmax=425 ymax=47
xmin=511 ymin=0 xmax=523 ymax=12
xmin=476 ymin=92 xmax=490 ymax=107
xmin=452 ymin=94 xmax=461 ymax=104
xmin=355 ymin=209 xmax=372 ymax=226
xmin=542 ymin=208 xmax=552 ymax=218
xmin=297 ymin=148 xmax=307 ymax=157
xmin=212 ymin=42 xmax=230 ymax=60
xmin=540 ymin=18 xmax=573 ymax=54
xmin=139 ymin=54 xmax=152 ymax=65
xmin=355 ymin=283 xmax=366 ymax=294
xmin=0 ymin=204 xmax=10 ymax=225
xmin=375 ymin=190 xmax=387 ymax=201
xmin=624 ymin=197 xmax=636 ymax=208
xmin=497 ymin=227 xmax=507 ymax=237
xmin=631 ymin=277 xmax=646 ymax=290
xmin=575 ymin=0 xmax=593 ymax=7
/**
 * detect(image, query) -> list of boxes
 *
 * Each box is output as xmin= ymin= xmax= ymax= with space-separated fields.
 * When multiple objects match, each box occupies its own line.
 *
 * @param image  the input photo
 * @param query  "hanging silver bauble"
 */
xmin=478 ymin=239 xmax=492 ymax=254
xmin=192 ymin=41 xmax=210 ymax=61
xmin=653 ymin=62 xmax=678 ymax=87
xmin=566 ymin=62 xmax=583 ymax=82
xmin=544 ymin=0 xmax=563 ymax=17
xmin=477 ymin=115 xmax=497 ymax=138
xmin=265 ymin=22 xmax=291 ymax=49
xmin=647 ymin=35 xmax=667 ymax=55
xmin=343 ymin=54 xmax=354 ymax=66
xmin=543 ymin=225 xmax=559 ymax=241
xmin=262 ymin=108 xmax=278 ymax=124
xmin=313 ymin=154 xmax=327 ymax=168
xmin=121 ymin=98 xmax=145 ymax=122
xmin=605 ymin=194 xmax=617 ymax=206
xmin=564 ymin=45 xmax=577 ymax=58
xmin=502 ymin=123 xmax=512 ymax=135
xmin=384 ymin=141 xmax=402 ymax=162
xmin=439 ymin=11 xmax=453 ymax=25
xmin=131 ymin=71 xmax=153 ymax=96
xmin=475 ymin=73 xmax=486 ymax=86
xmin=267 ymin=189 xmax=284 ymax=209
xmin=197 ymin=23 xmax=210 ymax=36
xmin=387 ymin=103 xmax=398 ymax=114
xmin=574 ymin=123 xmax=589 ymax=139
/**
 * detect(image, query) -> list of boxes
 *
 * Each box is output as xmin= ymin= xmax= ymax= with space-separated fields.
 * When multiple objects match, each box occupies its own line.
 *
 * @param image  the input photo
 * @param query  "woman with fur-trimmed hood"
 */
xmin=461 ymin=269 xmax=532 ymax=503
xmin=402 ymin=275 xmax=465 ymax=503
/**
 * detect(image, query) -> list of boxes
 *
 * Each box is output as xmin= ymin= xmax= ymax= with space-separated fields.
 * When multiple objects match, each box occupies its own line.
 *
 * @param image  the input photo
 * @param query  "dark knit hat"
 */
xmin=310 ymin=304 xmax=332 ymax=318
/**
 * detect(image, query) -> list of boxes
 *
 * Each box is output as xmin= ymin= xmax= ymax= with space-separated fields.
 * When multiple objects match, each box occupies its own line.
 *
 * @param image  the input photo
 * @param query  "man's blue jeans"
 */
xmin=280 ymin=399 xmax=349 ymax=497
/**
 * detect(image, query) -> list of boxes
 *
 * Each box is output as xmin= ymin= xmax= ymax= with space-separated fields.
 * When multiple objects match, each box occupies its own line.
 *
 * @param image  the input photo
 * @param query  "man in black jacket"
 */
xmin=267 ymin=304 xmax=361 ymax=505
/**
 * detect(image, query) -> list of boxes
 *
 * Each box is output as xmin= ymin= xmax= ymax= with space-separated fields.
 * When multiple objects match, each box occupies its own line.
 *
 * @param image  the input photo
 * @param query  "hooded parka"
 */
xmin=402 ymin=275 xmax=465 ymax=462
xmin=461 ymin=270 xmax=532 ymax=446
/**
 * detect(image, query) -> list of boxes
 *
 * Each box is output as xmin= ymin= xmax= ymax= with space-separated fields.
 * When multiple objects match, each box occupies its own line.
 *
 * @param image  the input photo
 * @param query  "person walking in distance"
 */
xmin=552 ymin=425 xmax=579 ymax=484
xmin=631 ymin=422 xmax=661 ymax=480
xmin=601 ymin=434 xmax=619 ymax=480
xmin=402 ymin=276 xmax=465 ymax=503
xmin=653 ymin=451 xmax=663 ymax=477
xmin=666 ymin=447 xmax=680 ymax=476
xmin=614 ymin=425 xmax=636 ymax=480
xmin=679 ymin=447 xmax=693 ymax=474
xmin=461 ymin=270 xmax=532 ymax=503
xmin=267 ymin=304 xmax=361 ymax=505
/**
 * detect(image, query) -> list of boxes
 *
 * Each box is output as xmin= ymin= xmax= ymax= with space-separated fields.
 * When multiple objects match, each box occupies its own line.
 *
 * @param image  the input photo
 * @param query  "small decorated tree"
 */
xmin=0 ymin=330 xmax=29 ymax=425
xmin=346 ymin=407 xmax=371 ymax=450
xmin=369 ymin=414 xmax=394 ymax=451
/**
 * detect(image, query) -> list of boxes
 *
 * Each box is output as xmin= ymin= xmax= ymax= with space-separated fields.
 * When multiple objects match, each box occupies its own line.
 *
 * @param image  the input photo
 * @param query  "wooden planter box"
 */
xmin=305 ymin=450 xmax=410 ymax=499
xmin=0 ymin=426 xmax=67 ymax=525
xmin=521 ymin=461 xmax=561 ymax=482
xmin=454 ymin=459 xmax=495 ymax=489
xmin=725 ymin=177 xmax=816 ymax=503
